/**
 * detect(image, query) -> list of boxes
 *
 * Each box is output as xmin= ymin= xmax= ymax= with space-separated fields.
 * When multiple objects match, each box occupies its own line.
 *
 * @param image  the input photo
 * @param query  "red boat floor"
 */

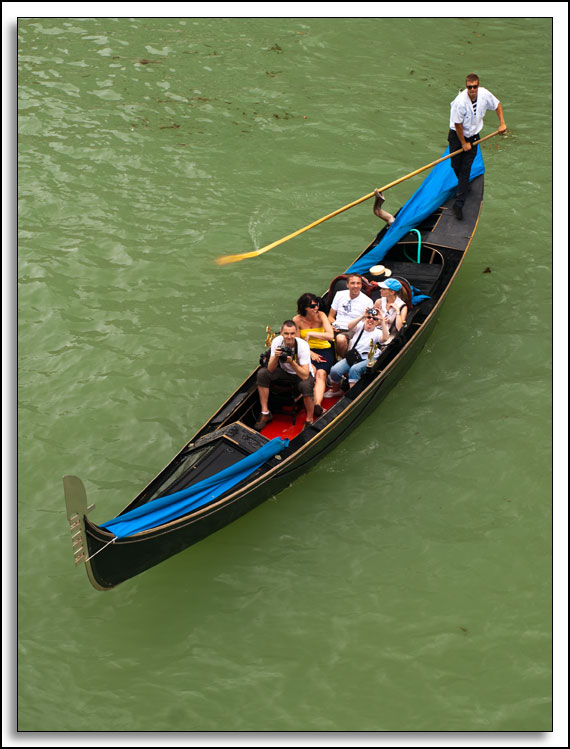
xmin=260 ymin=396 xmax=341 ymax=440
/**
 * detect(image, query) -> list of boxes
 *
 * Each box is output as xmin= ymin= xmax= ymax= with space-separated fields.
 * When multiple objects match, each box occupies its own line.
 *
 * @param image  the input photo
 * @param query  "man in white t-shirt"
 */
xmin=328 ymin=273 xmax=373 ymax=358
xmin=448 ymin=73 xmax=507 ymax=220
xmin=255 ymin=320 xmax=315 ymax=431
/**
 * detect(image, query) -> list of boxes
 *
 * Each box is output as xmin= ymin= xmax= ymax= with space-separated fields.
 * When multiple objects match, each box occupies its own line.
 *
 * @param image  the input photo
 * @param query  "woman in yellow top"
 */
xmin=293 ymin=293 xmax=335 ymax=417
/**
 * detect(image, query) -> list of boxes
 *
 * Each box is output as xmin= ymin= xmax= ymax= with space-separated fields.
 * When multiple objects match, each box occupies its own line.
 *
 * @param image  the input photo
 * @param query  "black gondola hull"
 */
xmin=65 ymin=174 xmax=484 ymax=590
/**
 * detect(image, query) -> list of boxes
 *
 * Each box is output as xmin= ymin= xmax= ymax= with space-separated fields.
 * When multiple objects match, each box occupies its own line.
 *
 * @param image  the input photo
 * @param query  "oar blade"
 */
xmin=216 ymin=249 xmax=262 ymax=266
xmin=216 ymin=237 xmax=284 ymax=265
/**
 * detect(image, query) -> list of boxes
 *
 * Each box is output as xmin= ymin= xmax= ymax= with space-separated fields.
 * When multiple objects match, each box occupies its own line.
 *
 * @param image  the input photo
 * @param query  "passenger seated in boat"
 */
xmin=293 ymin=293 xmax=335 ymax=418
xmin=373 ymin=189 xmax=395 ymax=225
xmin=327 ymin=273 xmax=373 ymax=359
xmin=325 ymin=310 xmax=388 ymax=396
xmin=373 ymin=278 xmax=408 ymax=333
xmin=255 ymin=320 xmax=315 ymax=431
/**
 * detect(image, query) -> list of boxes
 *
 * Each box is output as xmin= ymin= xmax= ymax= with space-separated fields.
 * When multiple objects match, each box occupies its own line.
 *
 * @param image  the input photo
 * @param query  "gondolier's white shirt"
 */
xmin=449 ymin=87 xmax=500 ymax=137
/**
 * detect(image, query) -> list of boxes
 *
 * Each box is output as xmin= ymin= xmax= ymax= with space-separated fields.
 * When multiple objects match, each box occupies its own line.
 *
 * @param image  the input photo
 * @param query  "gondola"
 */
xmin=64 ymin=151 xmax=486 ymax=591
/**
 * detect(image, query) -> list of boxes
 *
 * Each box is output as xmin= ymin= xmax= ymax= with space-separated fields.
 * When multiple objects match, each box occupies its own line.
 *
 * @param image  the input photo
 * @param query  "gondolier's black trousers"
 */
xmin=448 ymin=130 xmax=480 ymax=208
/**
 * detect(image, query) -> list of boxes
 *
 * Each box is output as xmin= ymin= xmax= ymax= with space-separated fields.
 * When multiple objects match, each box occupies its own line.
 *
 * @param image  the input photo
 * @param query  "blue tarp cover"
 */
xmin=410 ymin=286 xmax=431 ymax=306
xmin=346 ymin=146 xmax=485 ymax=276
xmin=101 ymin=437 xmax=289 ymax=538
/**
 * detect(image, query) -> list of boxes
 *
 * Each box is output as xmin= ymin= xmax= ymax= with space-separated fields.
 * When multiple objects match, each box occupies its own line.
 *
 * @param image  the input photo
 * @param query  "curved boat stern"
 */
xmin=63 ymin=475 xmax=105 ymax=590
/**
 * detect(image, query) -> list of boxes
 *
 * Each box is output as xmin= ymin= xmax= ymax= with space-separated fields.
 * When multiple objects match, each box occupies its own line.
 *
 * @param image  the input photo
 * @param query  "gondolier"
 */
xmin=448 ymin=73 xmax=506 ymax=220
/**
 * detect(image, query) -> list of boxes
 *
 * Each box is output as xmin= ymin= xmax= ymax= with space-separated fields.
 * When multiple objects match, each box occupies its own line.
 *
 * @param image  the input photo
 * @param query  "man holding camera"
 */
xmin=255 ymin=320 xmax=315 ymax=431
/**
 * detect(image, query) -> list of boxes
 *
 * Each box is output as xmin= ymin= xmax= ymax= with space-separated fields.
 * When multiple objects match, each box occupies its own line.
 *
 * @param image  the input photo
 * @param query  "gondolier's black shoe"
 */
xmin=254 ymin=412 xmax=273 ymax=431
xmin=453 ymin=203 xmax=463 ymax=220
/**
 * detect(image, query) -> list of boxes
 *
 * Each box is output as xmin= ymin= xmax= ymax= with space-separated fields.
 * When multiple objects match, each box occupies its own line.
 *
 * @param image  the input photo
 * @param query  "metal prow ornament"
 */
xmin=366 ymin=340 xmax=381 ymax=368
xmin=265 ymin=325 xmax=278 ymax=348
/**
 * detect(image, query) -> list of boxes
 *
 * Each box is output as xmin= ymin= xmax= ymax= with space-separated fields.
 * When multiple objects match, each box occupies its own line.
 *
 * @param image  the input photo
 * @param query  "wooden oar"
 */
xmin=216 ymin=129 xmax=501 ymax=266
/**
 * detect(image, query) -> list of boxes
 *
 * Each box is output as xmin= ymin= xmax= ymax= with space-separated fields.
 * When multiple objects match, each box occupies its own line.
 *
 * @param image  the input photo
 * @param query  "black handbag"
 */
xmin=345 ymin=348 xmax=362 ymax=366
xmin=344 ymin=329 xmax=364 ymax=366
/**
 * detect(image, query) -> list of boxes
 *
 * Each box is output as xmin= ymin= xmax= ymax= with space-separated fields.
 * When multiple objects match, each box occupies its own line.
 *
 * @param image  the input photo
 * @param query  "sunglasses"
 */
xmin=467 ymin=84 xmax=479 ymax=90
xmin=307 ymin=302 xmax=319 ymax=308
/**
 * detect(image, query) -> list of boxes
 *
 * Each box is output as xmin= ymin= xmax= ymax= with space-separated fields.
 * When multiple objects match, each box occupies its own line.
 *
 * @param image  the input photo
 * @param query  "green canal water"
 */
xmin=13 ymin=12 xmax=561 ymax=740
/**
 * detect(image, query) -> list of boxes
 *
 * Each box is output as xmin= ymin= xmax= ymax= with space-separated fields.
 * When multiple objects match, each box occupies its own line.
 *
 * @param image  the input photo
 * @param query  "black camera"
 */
xmin=279 ymin=345 xmax=294 ymax=362
xmin=366 ymin=308 xmax=379 ymax=318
